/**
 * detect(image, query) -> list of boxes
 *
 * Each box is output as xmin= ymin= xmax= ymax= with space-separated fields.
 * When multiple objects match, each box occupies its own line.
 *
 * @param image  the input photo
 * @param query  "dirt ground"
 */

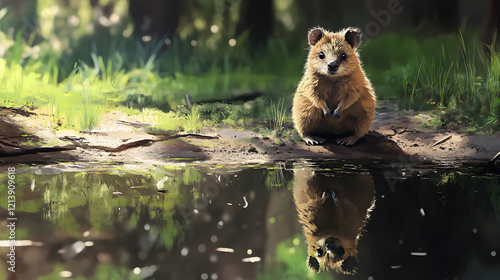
xmin=1 ymin=103 xmax=500 ymax=168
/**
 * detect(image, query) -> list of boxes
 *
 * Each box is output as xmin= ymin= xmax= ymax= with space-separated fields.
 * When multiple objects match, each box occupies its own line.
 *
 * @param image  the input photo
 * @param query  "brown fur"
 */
xmin=292 ymin=27 xmax=376 ymax=146
xmin=293 ymin=169 xmax=375 ymax=274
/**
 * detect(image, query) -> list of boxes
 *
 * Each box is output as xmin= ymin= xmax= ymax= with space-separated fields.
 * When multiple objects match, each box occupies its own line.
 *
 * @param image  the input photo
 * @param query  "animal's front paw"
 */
xmin=322 ymin=189 xmax=338 ymax=198
xmin=303 ymin=135 xmax=326 ymax=146
xmin=322 ymin=189 xmax=331 ymax=198
xmin=335 ymin=135 xmax=360 ymax=146
xmin=323 ymin=108 xmax=332 ymax=119
xmin=333 ymin=108 xmax=341 ymax=119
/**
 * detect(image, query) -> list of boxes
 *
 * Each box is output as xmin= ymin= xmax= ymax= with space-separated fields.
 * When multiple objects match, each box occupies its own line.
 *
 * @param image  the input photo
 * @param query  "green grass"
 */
xmin=1 ymin=0 xmax=497 ymax=134
xmin=267 ymin=99 xmax=289 ymax=132
xmin=0 ymin=3 xmax=300 ymax=134
xmin=0 ymin=31 xmax=300 ymax=133
xmin=364 ymin=30 xmax=500 ymax=132
xmin=1 ymin=14 xmax=499 ymax=134
xmin=181 ymin=105 xmax=203 ymax=133
xmin=78 ymin=91 xmax=102 ymax=132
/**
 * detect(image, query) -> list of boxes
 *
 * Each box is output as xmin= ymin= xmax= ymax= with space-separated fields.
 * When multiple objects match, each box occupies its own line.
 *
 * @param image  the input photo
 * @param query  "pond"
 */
xmin=0 ymin=160 xmax=499 ymax=280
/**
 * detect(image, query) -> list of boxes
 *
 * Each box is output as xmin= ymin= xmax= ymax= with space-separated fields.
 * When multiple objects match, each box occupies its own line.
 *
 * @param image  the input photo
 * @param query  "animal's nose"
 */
xmin=328 ymin=61 xmax=339 ymax=72
xmin=325 ymin=237 xmax=345 ymax=256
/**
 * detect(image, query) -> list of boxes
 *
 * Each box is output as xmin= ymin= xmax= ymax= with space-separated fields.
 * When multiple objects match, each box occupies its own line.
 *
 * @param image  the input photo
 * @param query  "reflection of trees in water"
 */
xmin=1 ymin=165 xmax=499 ymax=279
xmin=0 ymin=167 xmax=281 ymax=279
xmin=263 ymin=162 xmax=294 ymax=190
xmin=33 ymin=167 xmax=229 ymax=248
xmin=0 ymin=167 xmax=206 ymax=279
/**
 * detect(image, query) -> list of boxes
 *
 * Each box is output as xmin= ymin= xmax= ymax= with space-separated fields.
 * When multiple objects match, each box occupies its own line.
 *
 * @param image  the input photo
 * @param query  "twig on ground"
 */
xmin=431 ymin=135 xmax=452 ymax=147
xmin=491 ymin=151 xmax=500 ymax=162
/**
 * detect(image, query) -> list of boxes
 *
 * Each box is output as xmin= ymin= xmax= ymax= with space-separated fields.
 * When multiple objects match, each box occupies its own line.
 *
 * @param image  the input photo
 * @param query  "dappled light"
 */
xmin=1 ymin=1 xmax=500 ymax=279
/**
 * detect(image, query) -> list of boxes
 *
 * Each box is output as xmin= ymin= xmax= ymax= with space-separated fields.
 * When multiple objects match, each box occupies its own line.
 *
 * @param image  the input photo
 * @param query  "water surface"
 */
xmin=0 ymin=160 xmax=499 ymax=280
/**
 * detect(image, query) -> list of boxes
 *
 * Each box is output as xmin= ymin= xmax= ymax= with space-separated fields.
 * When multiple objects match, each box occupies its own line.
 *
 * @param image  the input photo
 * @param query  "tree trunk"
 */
xmin=0 ymin=0 xmax=40 ymax=42
xmin=296 ymin=0 xmax=344 ymax=30
xmin=436 ymin=0 xmax=459 ymax=31
xmin=129 ymin=0 xmax=180 ymax=38
xmin=235 ymin=0 xmax=274 ymax=49
xmin=482 ymin=0 xmax=500 ymax=50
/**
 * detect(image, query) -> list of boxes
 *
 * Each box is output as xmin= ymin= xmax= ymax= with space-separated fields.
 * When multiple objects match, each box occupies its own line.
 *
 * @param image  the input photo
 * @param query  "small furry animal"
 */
xmin=292 ymin=27 xmax=376 ymax=146
xmin=293 ymin=169 xmax=375 ymax=274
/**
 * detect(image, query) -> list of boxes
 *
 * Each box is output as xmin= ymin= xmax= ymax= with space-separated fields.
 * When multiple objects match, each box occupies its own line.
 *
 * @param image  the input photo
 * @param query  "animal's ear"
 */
xmin=345 ymin=28 xmax=361 ymax=49
xmin=308 ymin=28 xmax=324 ymax=46
xmin=341 ymin=256 xmax=358 ymax=274
xmin=307 ymin=256 xmax=320 ymax=272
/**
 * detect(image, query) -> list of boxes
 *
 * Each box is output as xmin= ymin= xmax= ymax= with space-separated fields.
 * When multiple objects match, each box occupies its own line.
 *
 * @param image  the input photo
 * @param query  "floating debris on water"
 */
xmin=391 ymin=265 xmax=402 ymax=269
xmin=59 ymin=271 xmax=72 ymax=278
xmin=216 ymin=247 xmax=234 ymax=253
xmin=180 ymin=247 xmax=189 ymax=256
xmin=242 ymin=256 xmax=261 ymax=263
xmin=217 ymin=221 xmax=224 ymax=229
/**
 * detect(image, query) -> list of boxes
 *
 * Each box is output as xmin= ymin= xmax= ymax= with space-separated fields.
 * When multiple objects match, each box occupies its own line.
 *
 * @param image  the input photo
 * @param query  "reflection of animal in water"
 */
xmin=293 ymin=169 xmax=375 ymax=274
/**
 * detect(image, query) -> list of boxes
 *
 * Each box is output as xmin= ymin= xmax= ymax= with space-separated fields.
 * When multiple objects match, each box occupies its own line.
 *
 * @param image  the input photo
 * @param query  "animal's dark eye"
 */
xmin=319 ymin=52 xmax=325 ymax=59
xmin=341 ymin=53 xmax=347 ymax=60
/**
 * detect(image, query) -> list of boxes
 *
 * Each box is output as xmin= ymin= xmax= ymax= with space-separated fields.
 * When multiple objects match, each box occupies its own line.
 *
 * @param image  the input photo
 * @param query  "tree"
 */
xmin=128 ymin=0 xmax=180 ymax=38
xmin=482 ymin=0 xmax=500 ymax=50
xmin=0 ymin=0 xmax=40 ymax=42
xmin=296 ymin=0 xmax=345 ymax=30
xmin=235 ymin=0 xmax=273 ymax=49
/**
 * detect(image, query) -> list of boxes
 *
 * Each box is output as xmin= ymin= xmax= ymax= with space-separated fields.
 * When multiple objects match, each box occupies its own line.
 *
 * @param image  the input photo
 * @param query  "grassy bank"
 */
xmin=0 ymin=26 xmax=499 ymax=134
xmin=363 ymin=31 xmax=500 ymax=132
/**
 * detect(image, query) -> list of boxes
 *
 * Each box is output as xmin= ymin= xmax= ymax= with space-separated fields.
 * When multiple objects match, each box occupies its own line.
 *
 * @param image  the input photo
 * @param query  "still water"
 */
xmin=0 ymin=160 xmax=499 ymax=280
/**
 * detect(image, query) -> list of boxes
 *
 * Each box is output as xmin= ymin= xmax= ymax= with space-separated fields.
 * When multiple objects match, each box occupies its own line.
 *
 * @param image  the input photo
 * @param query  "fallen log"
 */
xmin=0 ymin=106 xmax=37 ymax=117
xmin=65 ymin=133 xmax=220 ymax=153
xmin=191 ymin=91 xmax=264 ymax=105
xmin=0 ymin=145 xmax=77 ymax=157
